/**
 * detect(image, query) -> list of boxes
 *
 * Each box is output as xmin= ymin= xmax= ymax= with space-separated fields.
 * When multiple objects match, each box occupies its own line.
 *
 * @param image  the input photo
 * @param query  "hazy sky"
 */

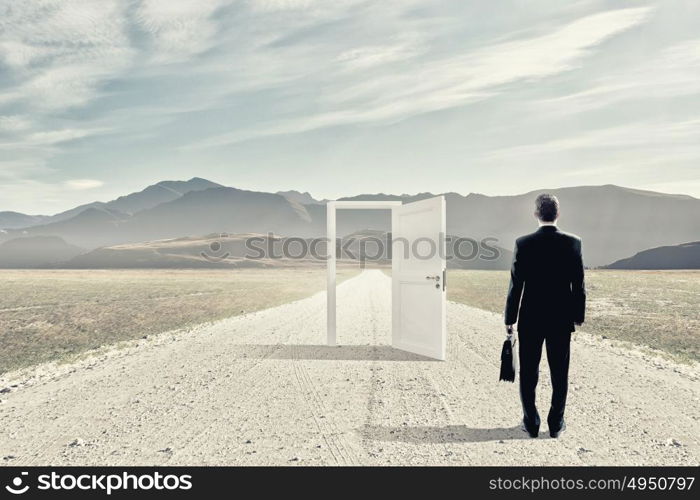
xmin=1 ymin=0 xmax=699 ymax=214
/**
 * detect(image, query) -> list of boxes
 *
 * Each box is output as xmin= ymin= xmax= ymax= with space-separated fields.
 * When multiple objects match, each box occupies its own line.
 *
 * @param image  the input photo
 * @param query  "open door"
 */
xmin=392 ymin=196 xmax=446 ymax=360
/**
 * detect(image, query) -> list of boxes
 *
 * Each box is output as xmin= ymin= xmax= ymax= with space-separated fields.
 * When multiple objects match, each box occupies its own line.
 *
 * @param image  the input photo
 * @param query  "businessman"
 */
xmin=504 ymin=194 xmax=586 ymax=438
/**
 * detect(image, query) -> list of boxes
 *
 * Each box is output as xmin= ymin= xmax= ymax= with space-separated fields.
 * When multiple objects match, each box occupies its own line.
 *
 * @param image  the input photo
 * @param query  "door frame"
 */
xmin=326 ymin=200 xmax=402 ymax=346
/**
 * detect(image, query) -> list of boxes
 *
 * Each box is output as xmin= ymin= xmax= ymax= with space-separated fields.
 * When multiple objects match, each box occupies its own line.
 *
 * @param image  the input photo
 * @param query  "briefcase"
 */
xmin=499 ymin=334 xmax=517 ymax=382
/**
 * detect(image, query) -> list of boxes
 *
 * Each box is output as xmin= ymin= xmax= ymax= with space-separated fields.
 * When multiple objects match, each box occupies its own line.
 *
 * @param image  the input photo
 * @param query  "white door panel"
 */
xmin=392 ymin=196 xmax=446 ymax=360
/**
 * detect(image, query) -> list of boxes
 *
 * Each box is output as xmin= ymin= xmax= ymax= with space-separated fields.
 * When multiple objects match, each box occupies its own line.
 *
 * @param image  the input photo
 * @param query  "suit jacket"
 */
xmin=504 ymin=225 xmax=586 ymax=332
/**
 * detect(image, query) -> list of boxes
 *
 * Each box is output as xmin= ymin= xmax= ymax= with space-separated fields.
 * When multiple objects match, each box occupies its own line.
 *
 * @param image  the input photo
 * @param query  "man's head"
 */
xmin=534 ymin=193 xmax=560 ymax=223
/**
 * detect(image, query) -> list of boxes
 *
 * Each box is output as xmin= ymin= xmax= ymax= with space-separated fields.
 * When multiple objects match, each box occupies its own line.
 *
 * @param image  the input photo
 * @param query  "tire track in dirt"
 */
xmin=153 ymin=298 xmax=329 ymax=465
xmin=291 ymin=348 xmax=347 ymax=465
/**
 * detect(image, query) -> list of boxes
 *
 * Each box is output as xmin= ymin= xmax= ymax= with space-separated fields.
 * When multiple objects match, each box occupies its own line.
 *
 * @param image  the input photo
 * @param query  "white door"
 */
xmin=392 ymin=196 xmax=446 ymax=360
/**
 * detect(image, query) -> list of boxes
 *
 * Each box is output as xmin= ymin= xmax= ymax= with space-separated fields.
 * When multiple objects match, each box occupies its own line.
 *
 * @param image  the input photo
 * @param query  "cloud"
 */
xmin=136 ymin=0 xmax=233 ymax=63
xmin=0 ymin=177 xmax=100 ymax=214
xmin=249 ymin=0 xmax=363 ymax=14
xmin=0 ymin=0 xmax=134 ymax=112
xmin=251 ymin=0 xmax=317 ymax=11
xmin=536 ymin=39 xmax=700 ymax=115
xmin=480 ymin=118 xmax=700 ymax=163
xmin=29 ymin=129 xmax=104 ymax=146
xmin=64 ymin=179 xmax=104 ymax=190
xmin=336 ymin=37 xmax=427 ymax=71
xmin=325 ymin=6 xmax=653 ymax=110
xmin=0 ymin=128 xmax=109 ymax=150
xmin=0 ymin=116 xmax=32 ymax=132
xmin=0 ymin=159 xmax=51 ymax=180
xmin=186 ymin=6 xmax=653 ymax=148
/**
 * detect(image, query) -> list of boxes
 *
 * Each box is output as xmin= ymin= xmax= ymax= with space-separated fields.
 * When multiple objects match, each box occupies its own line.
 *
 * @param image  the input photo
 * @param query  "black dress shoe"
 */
xmin=520 ymin=421 xmax=539 ymax=438
xmin=550 ymin=421 xmax=566 ymax=438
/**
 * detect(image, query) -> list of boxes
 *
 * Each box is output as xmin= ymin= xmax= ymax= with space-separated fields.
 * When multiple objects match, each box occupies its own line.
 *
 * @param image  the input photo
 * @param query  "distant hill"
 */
xmin=11 ymin=207 xmax=129 ymax=249
xmin=277 ymin=190 xmax=325 ymax=205
xmin=0 ymin=236 xmax=83 ymax=268
xmin=105 ymin=177 xmax=222 ymax=215
xmin=2 ymin=186 xmax=311 ymax=249
xmin=0 ymin=211 xmax=48 ymax=230
xmin=605 ymin=241 xmax=700 ymax=269
xmin=48 ymin=177 xmax=222 ymax=223
xmin=122 ymin=187 xmax=312 ymax=243
xmin=66 ymin=234 xmax=322 ymax=269
xmin=2 ymin=177 xmax=222 ymax=229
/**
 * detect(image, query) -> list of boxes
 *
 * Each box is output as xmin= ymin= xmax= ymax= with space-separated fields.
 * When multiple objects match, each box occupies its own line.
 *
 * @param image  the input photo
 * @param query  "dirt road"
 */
xmin=1 ymin=270 xmax=698 ymax=465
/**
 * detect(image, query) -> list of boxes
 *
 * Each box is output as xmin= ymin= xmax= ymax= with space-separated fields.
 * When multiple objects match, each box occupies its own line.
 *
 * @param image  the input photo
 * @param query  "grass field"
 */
xmin=448 ymin=269 xmax=700 ymax=363
xmin=0 ymin=267 xmax=359 ymax=374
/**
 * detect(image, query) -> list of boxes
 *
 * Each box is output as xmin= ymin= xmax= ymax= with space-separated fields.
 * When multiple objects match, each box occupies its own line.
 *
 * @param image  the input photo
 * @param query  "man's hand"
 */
xmin=506 ymin=324 xmax=514 ymax=336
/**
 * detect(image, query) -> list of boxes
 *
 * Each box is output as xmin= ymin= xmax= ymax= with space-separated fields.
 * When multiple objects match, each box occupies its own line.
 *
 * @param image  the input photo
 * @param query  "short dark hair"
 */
xmin=535 ymin=193 xmax=559 ymax=222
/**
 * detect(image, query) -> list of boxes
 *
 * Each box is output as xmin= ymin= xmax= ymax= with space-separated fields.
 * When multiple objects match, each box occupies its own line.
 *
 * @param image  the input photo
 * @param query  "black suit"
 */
xmin=504 ymin=225 xmax=586 ymax=433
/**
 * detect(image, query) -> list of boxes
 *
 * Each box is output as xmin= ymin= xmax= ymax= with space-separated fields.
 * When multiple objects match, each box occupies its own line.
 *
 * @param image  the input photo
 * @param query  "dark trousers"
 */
xmin=518 ymin=329 xmax=571 ymax=432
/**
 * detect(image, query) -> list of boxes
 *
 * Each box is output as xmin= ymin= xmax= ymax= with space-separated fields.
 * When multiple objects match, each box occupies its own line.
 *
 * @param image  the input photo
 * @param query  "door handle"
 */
xmin=425 ymin=275 xmax=440 ymax=281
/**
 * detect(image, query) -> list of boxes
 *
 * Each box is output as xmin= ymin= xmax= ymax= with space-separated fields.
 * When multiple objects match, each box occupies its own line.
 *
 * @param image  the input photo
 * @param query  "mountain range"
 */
xmin=1 ymin=178 xmax=699 ymax=268
xmin=606 ymin=241 xmax=700 ymax=269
